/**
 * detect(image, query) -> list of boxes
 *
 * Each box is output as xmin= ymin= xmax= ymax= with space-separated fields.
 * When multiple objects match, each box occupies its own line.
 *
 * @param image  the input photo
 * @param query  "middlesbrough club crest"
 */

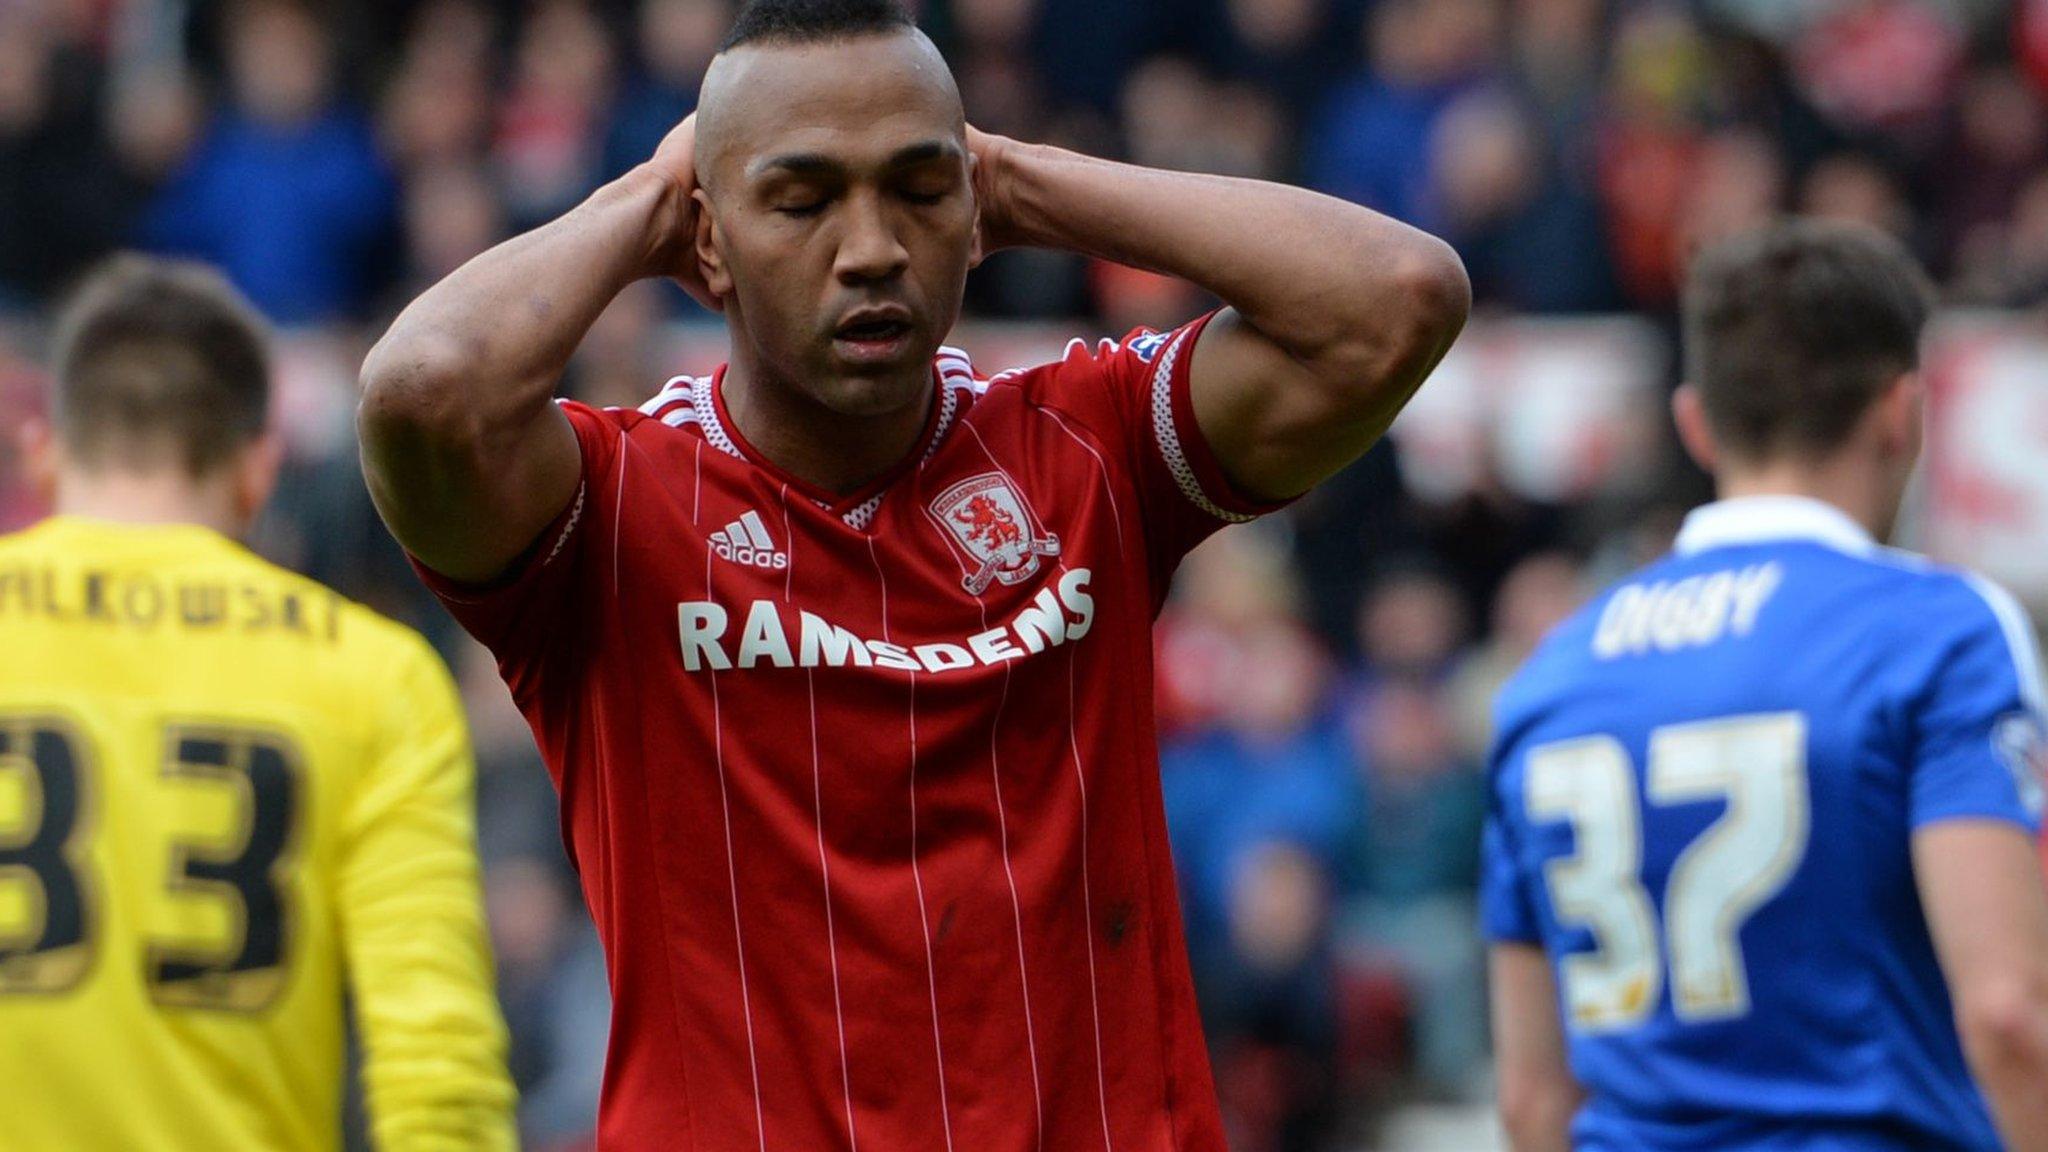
xmin=928 ymin=472 xmax=1061 ymax=594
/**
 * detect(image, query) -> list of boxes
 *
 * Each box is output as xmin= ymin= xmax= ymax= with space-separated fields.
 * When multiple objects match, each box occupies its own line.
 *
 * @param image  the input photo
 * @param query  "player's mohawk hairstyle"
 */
xmin=719 ymin=0 xmax=915 ymax=51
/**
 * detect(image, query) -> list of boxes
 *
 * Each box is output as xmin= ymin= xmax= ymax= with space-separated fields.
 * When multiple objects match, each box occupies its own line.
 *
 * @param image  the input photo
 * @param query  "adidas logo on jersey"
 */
xmin=710 ymin=510 xmax=789 ymax=570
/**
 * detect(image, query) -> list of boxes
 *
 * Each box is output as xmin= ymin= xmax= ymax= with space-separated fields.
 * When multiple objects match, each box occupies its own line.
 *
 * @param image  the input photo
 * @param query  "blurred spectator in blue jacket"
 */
xmin=141 ymin=0 xmax=398 ymax=325
xmin=603 ymin=0 xmax=730 ymax=180
xmin=1030 ymin=0 xmax=1158 ymax=115
xmin=1304 ymin=0 xmax=1499 ymax=228
xmin=1432 ymin=90 xmax=1620 ymax=312
xmin=1335 ymin=680 xmax=1488 ymax=1100
xmin=1159 ymin=529 xmax=1349 ymax=1150
xmin=1191 ymin=0 xmax=1346 ymax=128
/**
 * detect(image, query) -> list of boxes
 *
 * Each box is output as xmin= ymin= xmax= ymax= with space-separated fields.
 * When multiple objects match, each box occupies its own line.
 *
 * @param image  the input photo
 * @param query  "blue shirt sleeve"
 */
xmin=1908 ymin=576 xmax=2048 ymax=832
xmin=1480 ymin=731 xmax=1544 ymax=943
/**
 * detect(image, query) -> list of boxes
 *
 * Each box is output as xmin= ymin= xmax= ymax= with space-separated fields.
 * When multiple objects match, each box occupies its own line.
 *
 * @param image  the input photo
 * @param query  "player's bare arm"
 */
xmin=1916 ymin=821 xmax=2048 ymax=1149
xmin=1489 ymin=944 xmax=1583 ymax=1152
xmin=969 ymin=127 xmax=1471 ymax=500
xmin=356 ymin=117 xmax=707 ymax=583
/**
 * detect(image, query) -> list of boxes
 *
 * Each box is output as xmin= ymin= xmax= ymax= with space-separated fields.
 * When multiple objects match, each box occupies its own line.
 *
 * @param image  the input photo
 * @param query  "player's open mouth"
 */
xmin=833 ymin=311 xmax=915 ymax=362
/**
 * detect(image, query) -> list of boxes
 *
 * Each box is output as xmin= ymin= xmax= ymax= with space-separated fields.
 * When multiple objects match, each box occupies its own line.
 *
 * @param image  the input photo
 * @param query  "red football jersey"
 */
xmin=419 ymin=312 xmax=1281 ymax=1150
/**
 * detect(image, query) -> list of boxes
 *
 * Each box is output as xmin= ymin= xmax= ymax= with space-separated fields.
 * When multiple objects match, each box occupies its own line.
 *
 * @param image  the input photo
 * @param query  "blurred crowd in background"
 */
xmin=4 ymin=0 xmax=2048 ymax=1148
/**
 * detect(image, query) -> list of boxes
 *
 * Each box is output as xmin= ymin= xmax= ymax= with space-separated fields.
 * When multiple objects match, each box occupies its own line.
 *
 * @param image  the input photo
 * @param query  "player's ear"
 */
xmin=692 ymin=188 xmax=732 ymax=300
xmin=1875 ymin=371 xmax=1924 ymax=464
xmin=1672 ymin=384 xmax=1719 ymax=474
xmin=967 ymin=152 xmax=986 ymax=270
xmin=232 ymin=431 xmax=284 ymax=530
xmin=17 ymin=417 xmax=58 ymax=506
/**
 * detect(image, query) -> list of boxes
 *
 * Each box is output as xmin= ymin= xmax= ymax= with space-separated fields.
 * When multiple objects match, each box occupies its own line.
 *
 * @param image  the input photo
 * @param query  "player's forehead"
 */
xmin=699 ymin=31 xmax=964 ymax=188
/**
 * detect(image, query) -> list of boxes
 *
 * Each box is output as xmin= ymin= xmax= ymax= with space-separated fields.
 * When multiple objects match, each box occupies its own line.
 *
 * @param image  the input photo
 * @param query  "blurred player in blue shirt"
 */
xmin=1483 ymin=222 xmax=2048 ymax=1152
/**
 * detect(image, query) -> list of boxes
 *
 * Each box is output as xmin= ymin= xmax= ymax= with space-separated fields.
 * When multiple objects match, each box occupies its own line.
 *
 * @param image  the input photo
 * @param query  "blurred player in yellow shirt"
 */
xmin=0 ymin=257 xmax=516 ymax=1150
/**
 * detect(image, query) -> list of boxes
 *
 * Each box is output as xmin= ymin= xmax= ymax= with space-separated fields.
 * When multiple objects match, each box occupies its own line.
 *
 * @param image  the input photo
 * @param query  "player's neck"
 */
xmin=54 ymin=470 xmax=248 ymax=538
xmin=719 ymin=360 xmax=934 ymax=497
xmin=1714 ymin=458 xmax=1899 ymax=542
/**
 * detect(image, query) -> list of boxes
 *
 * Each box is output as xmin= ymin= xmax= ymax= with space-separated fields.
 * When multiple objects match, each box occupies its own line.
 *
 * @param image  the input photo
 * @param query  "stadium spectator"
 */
xmin=1432 ymin=90 xmax=1618 ymax=312
xmin=380 ymin=0 xmax=498 ymax=174
xmin=1789 ymin=0 xmax=1965 ymax=148
xmin=399 ymin=160 xmax=508 ymax=296
xmin=1193 ymin=0 xmax=1346 ymax=125
xmin=1335 ymin=680 xmax=1490 ymax=1100
xmin=1353 ymin=563 xmax=1472 ymax=684
xmin=1161 ymin=585 xmax=1350 ymax=1151
xmin=142 ymin=0 xmax=399 ymax=325
xmin=0 ymin=9 xmax=135 ymax=304
xmin=1446 ymin=550 xmax=1588 ymax=763
xmin=1157 ymin=526 xmax=1309 ymax=738
xmin=1936 ymin=66 xmax=2048 ymax=270
xmin=488 ymin=856 xmax=611 ymax=1149
xmin=1305 ymin=0 xmax=1500 ymax=229
xmin=493 ymin=0 xmax=617 ymax=229
xmin=1591 ymin=2 xmax=1713 ymax=309
xmin=602 ymin=0 xmax=731 ymax=180
xmin=1797 ymin=150 xmax=1915 ymax=245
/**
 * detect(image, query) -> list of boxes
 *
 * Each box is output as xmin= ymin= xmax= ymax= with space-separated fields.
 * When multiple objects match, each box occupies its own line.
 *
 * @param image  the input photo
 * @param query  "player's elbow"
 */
xmin=1957 ymin=971 xmax=2048 ymax=1079
xmin=1312 ymin=235 xmax=1471 ymax=409
xmin=357 ymin=329 xmax=487 ymax=452
xmin=1496 ymin=1064 xmax=1582 ymax=1151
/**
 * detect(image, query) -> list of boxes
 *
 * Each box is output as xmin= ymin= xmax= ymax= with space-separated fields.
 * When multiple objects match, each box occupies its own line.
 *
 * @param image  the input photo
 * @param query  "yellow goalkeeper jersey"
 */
xmin=0 ymin=516 xmax=516 ymax=1151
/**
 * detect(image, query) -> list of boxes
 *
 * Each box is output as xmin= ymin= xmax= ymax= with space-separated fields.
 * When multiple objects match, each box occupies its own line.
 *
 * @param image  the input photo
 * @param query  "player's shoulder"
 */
xmin=979 ymin=320 xmax=1199 ymax=402
xmin=1853 ymin=545 xmax=2035 ymax=655
xmin=1884 ymin=555 xmax=2046 ymax=708
xmin=621 ymin=373 xmax=703 ymax=431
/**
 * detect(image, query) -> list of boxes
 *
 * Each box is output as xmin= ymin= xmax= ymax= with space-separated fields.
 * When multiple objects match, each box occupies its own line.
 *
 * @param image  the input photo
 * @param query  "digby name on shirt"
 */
xmin=1592 ymin=562 xmax=1782 ymax=660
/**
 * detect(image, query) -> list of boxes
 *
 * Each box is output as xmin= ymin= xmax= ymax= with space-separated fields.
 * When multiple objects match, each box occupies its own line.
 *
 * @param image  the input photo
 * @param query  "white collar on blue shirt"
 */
xmin=1672 ymin=494 xmax=1877 ymax=558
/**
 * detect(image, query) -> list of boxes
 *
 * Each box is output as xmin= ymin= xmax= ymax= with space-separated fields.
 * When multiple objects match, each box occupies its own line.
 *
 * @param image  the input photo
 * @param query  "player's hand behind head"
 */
xmin=645 ymin=113 xmax=722 ymax=312
xmin=966 ymin=124 xmax=1023 ymax=260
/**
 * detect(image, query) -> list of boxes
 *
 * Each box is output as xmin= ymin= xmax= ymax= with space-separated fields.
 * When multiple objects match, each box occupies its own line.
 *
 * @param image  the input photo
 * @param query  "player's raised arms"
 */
xmin=355 ymin=149 xmax=684 ymax=582
xmin=964 ymin=128 xmax=1469 ymax=502
xmin=358 ymin=60 xmax=1467 ymax=587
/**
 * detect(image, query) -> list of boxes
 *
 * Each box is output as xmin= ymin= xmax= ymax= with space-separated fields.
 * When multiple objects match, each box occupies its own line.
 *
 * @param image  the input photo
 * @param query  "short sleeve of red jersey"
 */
xmin=408 ymin=400 xmax=623 ymax=702
xmin=1017 ymin=309 xmax=1292 ymax=580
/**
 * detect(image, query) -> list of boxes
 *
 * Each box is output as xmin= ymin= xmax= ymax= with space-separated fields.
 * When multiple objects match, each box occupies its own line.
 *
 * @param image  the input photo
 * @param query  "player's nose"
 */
xmin=833 ymin=193 xmax=910 ymax=285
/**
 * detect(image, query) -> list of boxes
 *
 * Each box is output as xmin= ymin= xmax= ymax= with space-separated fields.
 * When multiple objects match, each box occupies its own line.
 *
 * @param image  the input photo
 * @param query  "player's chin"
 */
xmin=808 ymin=364 xmax=933 ymax=419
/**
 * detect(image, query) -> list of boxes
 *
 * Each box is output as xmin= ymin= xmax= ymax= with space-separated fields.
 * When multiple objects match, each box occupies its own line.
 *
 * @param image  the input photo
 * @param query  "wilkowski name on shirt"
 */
xmin=1592 ymin=562 xmax=1782 ymax=660
xmin=679 ymin=568 xmax=1095 ymax=673
xmin=0 ymin=564 xmax=342 ymax=639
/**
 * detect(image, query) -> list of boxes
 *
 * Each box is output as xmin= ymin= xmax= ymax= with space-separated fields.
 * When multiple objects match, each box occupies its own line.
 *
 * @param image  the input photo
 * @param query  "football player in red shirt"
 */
xmin=358 ymin=0 xmax=1468 ymax=1147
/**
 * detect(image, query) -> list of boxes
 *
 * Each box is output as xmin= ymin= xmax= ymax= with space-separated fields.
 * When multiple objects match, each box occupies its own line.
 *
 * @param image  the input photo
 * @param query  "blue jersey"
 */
xmin=1482 ymin=496 xmax=2048 ymax=1152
